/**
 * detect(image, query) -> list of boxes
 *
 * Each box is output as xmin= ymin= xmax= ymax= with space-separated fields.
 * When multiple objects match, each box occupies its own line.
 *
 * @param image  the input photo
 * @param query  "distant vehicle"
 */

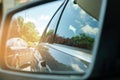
xmin=6 ymin=37 xmax=44 ymax=72
xmin=6 ymin=37 xmax=28 ymax=48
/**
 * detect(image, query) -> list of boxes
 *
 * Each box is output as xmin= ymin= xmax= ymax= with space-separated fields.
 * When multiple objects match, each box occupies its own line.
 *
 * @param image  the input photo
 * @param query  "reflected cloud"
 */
xmin=80 ymin=10 xmax=86 ymax=19
xmin=71 ymin=64 xmax=84 ymax=72
xmin=69 ymin=25 xmax=76 ymax=34
xmin=39 ymin=15 xmax=50 ymax=20
xmin=73 ymin=4 xmax=79 ymax=10
xmin=24 ymin=18 xmax=36 ymax=23
xmin=81 ymin=24 xmax=98 ymax=35
xmin=92 ymin=18 xmax=97 ymax=22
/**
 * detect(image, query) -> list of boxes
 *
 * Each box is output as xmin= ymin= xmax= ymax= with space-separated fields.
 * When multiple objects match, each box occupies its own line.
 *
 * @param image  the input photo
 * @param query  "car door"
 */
xmin=38 ymin=0 xmax=96 ymax=73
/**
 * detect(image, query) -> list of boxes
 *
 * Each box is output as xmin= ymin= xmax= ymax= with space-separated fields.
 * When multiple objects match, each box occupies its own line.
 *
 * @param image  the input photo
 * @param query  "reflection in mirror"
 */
xmin=5 ymin=1 xmax=64 ymax=72
xmin=5 ymin=0 xmax=104 ymax=73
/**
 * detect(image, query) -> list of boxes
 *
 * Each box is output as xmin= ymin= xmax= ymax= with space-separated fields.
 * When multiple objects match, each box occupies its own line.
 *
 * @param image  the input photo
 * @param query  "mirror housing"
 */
xmin=0 ymin=0 xmax=112 ymax=80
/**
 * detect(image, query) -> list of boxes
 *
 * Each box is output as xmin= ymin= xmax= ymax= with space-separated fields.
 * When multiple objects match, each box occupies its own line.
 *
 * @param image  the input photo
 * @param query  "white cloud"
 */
xmin=24 ymin=18 xmax=36 ymax=23
xmin=81 ymin=25 xmax=98 ymax=35
xmin=81 ymin=10 xmax=86 ymax=15
xmin=39 ymin=15 xmax=50 ymax=20
xmin=73 ymin=4 xmax=79 ymax=10
xmin=80 ymin=10 xmax=86 ymax=19
xmin=71 ymin=64 xmax=84 ymax=72
xmin=92 ymin=17 xmax=97 ymax=22
xmin=69 ymin=25 xmax=76 ymax=33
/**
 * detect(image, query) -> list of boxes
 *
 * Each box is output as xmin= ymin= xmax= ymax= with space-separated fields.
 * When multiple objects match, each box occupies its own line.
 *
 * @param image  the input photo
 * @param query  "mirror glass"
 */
xmin=5 ymin=0 xmax=104 ymax=73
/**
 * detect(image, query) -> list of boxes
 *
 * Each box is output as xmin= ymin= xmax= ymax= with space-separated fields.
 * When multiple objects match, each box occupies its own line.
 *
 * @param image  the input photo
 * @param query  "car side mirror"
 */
xmin=0 ymin=0 xmax=107 ymax=79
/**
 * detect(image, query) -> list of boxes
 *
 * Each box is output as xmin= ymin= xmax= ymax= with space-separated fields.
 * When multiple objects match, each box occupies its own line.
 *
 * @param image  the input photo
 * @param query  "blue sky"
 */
xmin=12 ymin=0 xmax=99 ymax=38
xmin=56 ymin=0 xmax=99 ymax=38
xmin=12 ymin=0 xmax=64 ymax=36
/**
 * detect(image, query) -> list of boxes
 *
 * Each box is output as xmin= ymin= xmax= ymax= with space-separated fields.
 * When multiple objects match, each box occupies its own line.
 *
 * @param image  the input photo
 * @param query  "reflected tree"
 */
xmin=9 ymin=16 xmax=40 ymax=46
xmin=44 ymin=30 xmax=54 ymax=43
xmin=55 ymin=33 xmax=94 ymax=50
xmin=71 ymin=33 xmax=94 ymax=50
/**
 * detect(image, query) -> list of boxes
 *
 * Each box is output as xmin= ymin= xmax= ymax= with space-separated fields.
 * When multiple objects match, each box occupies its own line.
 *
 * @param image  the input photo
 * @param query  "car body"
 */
xmin=36 ymin=0 xmax=94 ymax=73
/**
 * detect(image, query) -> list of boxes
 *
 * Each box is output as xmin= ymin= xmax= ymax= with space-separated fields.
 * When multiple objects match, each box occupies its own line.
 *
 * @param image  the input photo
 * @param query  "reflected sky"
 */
xmin=12 ymin=0 xmax=64 ymax=36
xmin=57 ymin=0 xmax=99 ymax=38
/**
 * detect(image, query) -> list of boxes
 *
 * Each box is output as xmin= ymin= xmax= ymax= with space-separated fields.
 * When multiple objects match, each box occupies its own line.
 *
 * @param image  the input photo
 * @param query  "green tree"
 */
xmin=44 ymin=30 xmax=54 ymax=43
xmin=8 ymin=18 xmax=20 ymax=39
xmin=9 ymin=16 xmax=40 ymax=46
xmin=46 ymin=30 xmax=54 ymax=36
xmin=71 ymin=33 xmax=94 ymax=50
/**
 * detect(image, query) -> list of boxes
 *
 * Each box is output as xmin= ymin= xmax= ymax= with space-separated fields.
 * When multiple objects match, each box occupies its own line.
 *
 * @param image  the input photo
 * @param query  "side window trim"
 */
xmin=54 ymin=0 xmax=69 ymax=41
xmin=40 ymin=0 xmax=66 ymax=42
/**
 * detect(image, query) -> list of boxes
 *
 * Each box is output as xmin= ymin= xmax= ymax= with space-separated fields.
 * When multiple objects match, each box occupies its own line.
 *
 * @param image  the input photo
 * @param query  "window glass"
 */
xmin=43 ymin=4 xmax=64 ymax=43
xmin=55 ymin=0 xmax=99 ymax=51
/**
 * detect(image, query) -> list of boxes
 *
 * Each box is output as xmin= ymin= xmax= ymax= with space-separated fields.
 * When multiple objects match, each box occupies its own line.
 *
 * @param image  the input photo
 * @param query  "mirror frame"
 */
xmin=1 ymin=0 xmax=116 ymax=79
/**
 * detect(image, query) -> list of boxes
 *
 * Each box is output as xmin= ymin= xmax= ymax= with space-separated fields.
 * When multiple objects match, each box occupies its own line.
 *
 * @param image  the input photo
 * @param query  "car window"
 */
xmin=55 ymin=0 xmax=99 ymax=52
xmin=41 ymin=3 xmax=65 ymax=43
xmin=36 ymin=0 xmax=99 ymax=73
